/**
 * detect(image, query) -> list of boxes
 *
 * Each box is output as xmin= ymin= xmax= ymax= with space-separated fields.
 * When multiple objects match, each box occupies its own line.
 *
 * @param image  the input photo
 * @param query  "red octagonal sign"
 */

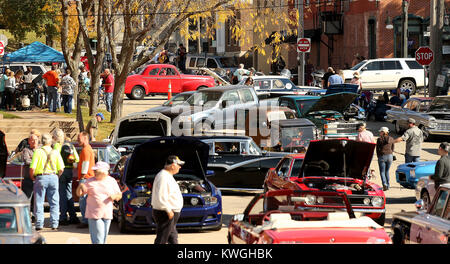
xmin=415 ymin=46 xmax=434 ymax=66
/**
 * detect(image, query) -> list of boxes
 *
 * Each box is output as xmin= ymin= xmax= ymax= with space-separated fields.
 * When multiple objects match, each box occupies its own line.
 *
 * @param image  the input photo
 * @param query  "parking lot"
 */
xmin=32 ymin=95 xmax=444 ymax=244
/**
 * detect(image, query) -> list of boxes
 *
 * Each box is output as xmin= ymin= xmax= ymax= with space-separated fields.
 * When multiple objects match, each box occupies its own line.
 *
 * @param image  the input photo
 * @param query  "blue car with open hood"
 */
xmin=112 ymin=136 xmax=222 ymax=233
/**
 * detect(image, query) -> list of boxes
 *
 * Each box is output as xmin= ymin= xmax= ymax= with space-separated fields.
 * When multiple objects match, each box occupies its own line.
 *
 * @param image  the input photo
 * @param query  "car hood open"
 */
xmin=298 ymin=139 xmax=375 ymax=180
xmin=305 ymin=92 xmax=358 ymax=115
xmin=125 ymin=137 xmax=210 ymax=183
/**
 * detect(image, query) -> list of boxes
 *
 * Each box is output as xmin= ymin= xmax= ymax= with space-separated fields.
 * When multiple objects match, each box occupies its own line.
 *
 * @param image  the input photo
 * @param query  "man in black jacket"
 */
xmin=431 ymin=142 xmax=450 ymax=189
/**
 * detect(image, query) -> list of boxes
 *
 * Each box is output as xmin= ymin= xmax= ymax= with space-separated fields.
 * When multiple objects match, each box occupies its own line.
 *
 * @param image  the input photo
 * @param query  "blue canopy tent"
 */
xmin=2 ymin=41 xmax=65 ymax=63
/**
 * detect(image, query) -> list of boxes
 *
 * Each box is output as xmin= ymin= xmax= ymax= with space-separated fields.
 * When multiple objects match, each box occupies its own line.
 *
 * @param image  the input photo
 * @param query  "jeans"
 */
xmin=88 ymin=218 xmax=111 ymax=244
xmin=378 ymin=154 xmax=393 ymax=189
xmin=152 ymin=209 xmax=180 ymax=244
xmin=47 ymin=86 xmax=58 ymax=112
xmin=34 ymin=174 xmax=59 ymax=228
xmin=61 ymin=94 xmax=73 ymax=113
xmin=105 ymin=92 xmax=113 ymax=112
xmin=405 ymin=153 xmax=420 ymax=163
xmin=78 ymin=179 xmax=88 ymax=224
xmin=59 ymin=168 xmax=77 ymax=221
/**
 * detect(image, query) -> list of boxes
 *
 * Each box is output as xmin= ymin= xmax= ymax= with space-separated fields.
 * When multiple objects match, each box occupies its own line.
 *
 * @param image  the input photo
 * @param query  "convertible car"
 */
xmin=264 ymin=139 xmax=386 ymax=225
xmin=227 ymin=189 xmax=391 ymax=244
xmin=112 ymin=137 xmax=222 ymax=232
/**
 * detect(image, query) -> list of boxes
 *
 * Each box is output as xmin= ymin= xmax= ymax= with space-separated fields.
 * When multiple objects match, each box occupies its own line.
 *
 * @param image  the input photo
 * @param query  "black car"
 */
xmin=197 ymin=136 xmax=286 ymax=191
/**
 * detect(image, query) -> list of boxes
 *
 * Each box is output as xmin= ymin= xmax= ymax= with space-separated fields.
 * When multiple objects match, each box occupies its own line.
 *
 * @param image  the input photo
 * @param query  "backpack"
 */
xmin=60 ymin=143 xmax=76 ymax=166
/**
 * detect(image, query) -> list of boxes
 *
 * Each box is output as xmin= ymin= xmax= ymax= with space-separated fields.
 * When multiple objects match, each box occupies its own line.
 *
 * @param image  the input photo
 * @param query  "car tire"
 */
xmin=374 ymin=213 xmax=386 ymax=226
xmin=421 ymin=190 xmax=431 ymax=211
xmin=399 ymin=79 xmax=416 ymax=94
xmin=130 ymin=86 xmax=145 ymax=100
xmin=118 ymin=201 xmax=129 ymax=233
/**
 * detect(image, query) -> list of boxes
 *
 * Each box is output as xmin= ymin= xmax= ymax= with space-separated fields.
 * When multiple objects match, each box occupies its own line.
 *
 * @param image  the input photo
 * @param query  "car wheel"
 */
xmin=118 ymin=201 xmax=129 ymax=233
xmin=374 ymin=213 xmax=386 ymax=226
xmin=399 ymin=79 xmax=416 ymax=94
xmin=130 ymin=86 xmax=145 ymax=100
xmin=421 ymin=190 xmax=431 ymax=211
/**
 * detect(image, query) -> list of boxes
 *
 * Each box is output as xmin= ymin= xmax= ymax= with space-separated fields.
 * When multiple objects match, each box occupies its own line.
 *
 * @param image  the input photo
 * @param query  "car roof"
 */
xmin=72 ymin=142 xmax=111 ymax=148
xmin=199 ymin=85 xmax=251 ymax=92
xmin=440 ymin=183 xmax=450 ymax=189
xmin=0 ymin=180 xmax=29 ymax=204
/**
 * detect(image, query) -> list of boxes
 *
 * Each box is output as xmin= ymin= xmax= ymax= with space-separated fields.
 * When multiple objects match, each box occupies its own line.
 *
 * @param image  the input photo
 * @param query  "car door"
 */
xmin=143 ymin=67 xmax=160 ymax=93
xmin=219 ymin=90 xmax=241 ymax=128
xmin=206 ymin=58 xmax=219 ymax=71
xmin=359 ymin=61 xmax=382 ymax=89
xmin=381 ymin=60 xmax=403 ymax=89
xmin=410 ymin=189 xmax=450 ymax=244
xmin=397 ymin=99 xmax=415 ymax=130
xmin=266 ymin=157 xmax=292 ymax=191
xmin=156 ymin=67 xmax=182 ymax=93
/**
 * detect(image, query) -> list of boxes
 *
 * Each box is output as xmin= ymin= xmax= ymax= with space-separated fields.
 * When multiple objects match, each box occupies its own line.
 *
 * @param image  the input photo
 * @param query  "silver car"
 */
xmin=385 ymin=96 xmax=450 ymax=140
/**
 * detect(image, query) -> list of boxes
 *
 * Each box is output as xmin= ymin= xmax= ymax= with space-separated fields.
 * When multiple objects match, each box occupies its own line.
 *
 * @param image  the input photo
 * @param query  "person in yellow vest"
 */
xmin=29 ymin=133 xmax=65 ymax=231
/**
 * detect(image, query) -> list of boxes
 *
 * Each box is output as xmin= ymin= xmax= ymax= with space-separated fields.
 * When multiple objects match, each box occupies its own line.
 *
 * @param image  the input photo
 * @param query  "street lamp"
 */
xmin=385 ymin=12 xmax=393 ymax=29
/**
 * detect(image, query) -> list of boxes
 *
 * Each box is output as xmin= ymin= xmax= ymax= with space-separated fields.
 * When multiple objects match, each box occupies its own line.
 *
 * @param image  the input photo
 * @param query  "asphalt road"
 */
xmin=37 ymin=95 xmax=443 ymax=244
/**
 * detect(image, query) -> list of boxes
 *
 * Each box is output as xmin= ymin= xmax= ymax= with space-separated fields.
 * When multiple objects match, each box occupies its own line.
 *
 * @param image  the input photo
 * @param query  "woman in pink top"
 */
xmin=76 ymin=161 xmax=121 ymax=244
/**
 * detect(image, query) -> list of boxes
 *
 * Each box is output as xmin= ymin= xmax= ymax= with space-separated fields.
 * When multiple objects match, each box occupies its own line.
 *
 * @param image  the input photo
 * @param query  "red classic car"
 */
xmin=227 ymin=189 xmax=391 ymax=244
xmin=264 ymin=139 xmax=386 ymax=225
xmin=4 ymin=142 xmax=121 ymax=202
xmin=125 ymin=64 xmax=216 ymax=100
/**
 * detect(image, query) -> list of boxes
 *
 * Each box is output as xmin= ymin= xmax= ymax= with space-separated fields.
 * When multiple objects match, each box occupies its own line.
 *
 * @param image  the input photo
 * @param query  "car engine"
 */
xmin=133 ymin=180 xmax=209 ymax=195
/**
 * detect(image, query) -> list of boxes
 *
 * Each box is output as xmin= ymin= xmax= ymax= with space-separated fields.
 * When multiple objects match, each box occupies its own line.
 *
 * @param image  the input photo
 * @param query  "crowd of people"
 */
xmin=0 ymin=64 xmax=115 ymax=114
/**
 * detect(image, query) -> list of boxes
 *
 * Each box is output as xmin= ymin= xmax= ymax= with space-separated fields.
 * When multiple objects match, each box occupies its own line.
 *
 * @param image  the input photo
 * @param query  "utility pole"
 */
xmin=429 ymin=0 xmax=445 ymax=96
xmin=402 ymin=0 xmax=409 ymax=58
xmin=297 ymin=0 xmax=304 ymax=86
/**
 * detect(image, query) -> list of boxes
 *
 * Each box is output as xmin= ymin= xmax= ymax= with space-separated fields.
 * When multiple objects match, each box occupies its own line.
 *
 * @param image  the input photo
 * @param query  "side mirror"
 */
xmin=221 ymin=100 xmax=228 ymax=108
xmin=206 ymin=170 xmax=215 ymax=177
xmin=361 ymin=67 xmax=367 ymax=72
xmin=415 ymin=200 xmax=425 ymax=211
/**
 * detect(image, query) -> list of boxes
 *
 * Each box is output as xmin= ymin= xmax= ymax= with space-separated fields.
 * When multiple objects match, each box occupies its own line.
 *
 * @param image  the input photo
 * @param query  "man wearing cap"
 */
xmin=356 ymin=123 xmax=375 ymax=143
xmin=151 ymin=155 xmax=184 ymax=244
xmin=85 ymin=113 xmax=104 ymax=141
xmin=394 ymin=118 xmax=424 ymax=163
xmin=430 ymin=142 xmax=450 ymax=189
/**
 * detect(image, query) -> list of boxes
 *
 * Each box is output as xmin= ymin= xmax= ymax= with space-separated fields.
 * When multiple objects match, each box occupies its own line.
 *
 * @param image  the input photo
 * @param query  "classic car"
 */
xmin=396 ymin=160 xmax=436 ymax=189
xmin=240 ymin=105 xmax=319 ymax=152
xmin=264 ymin=139 xmax=386 ymax=225
xmin=110 ymin=112 xmax=172 ymax=155
xmin=112 ymin=137 xmax=222 ymax=232
xmin=391 ymin=183 xmax=450 ymax=244
xmin=124 ymin=64 xmax=216 ymax=100
xmin=278 ymin=93 xmax=363 ymax=139
xmin=415 ymin=174 xmax=439 ymax=210
xmin=197 ymin=136 xmax=286 ymax=191
xmin=0 ymin=178 xmax=45 ymax=244
xmin=227 ymin=189 xmax=391 ymax=244
xmin=386 ymin=96 xmax=450 ymax=140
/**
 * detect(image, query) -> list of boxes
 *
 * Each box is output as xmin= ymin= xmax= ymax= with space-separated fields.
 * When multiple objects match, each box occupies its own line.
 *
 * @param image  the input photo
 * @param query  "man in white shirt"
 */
xmin=151 ymin=155 xmax=184 ymax=244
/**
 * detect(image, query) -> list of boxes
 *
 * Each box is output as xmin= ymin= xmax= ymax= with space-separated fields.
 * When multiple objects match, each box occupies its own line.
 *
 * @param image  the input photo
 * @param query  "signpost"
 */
xmin=415 ymin=46 xmax=434 ymax=97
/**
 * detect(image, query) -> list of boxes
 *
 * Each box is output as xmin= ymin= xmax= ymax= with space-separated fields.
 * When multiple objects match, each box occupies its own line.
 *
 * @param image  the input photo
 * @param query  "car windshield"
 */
xmin=295 ymin=99 xmax=318 ymax=115
xmin=186 ymin=91 xmax=223 ymax=106
xmin=351 ymin=60 xmax=367 ymax=70
xmin=0 ymin=207 xmax=17 ymax=233
xmin=162 ymin=93 xmax=192 ymax=106
xmin=280 ymin=126 xmax=315 ymax=152
xmin=428 ymin=97 xmax=450 ymax=112
xmin=219 ymin=57 xmax=238 ymax=67
xmin=273 ymin=79 xmax=296 ymax=89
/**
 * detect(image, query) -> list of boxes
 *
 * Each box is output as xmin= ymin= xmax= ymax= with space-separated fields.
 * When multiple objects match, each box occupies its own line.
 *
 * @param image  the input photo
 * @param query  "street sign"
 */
xmin=415 ymin=46 xmax=434 ymax=66
xmin=297 ymin=38 xmax=311 ymax=53
xmin=0 ymin=41 xmax=4 ymax=56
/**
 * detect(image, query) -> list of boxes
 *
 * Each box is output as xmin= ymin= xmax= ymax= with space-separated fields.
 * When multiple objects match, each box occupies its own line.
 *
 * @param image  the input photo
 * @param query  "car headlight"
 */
xmin=363 ymin=198 xmax=371 ymax=205
xmin=305 ymin=195 xmax=316 ymax=205
xmin=317 ymin=196 xmax=324 ymax=204
xmin=130 ymin=197 xmax=148 ymax=207
xmin=371 ymin=196 xmax=384 ymax=207
xmin=429 ymin=120 xmax=438 ymax=129
xmin=202 ymin=195 xmax=218 ymax=205
xmin=410 ymin=169 xmax=416 ymax=178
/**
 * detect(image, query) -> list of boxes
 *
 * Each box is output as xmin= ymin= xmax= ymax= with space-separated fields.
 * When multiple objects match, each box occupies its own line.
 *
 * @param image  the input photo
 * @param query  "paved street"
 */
xmin=34 ymin=95 xmax=442 ymax=244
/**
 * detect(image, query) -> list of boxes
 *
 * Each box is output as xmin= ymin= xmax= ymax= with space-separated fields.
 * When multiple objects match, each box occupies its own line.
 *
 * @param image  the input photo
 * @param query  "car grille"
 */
xmin=178 ymin=217 xmax=204 ymax=223
xmin=398 ymin=172 xmax=406 ymax=182
xmin=318 ymin=195 xmax=379 ymax=207
xmin=436 ymin=121 xmax=450 ymax=130
xmin=337 ymin=123 xmax=358 ymax=134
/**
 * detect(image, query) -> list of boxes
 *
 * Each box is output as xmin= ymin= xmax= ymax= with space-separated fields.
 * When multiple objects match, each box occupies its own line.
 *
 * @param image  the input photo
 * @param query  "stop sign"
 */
xmin=415 ymin=46 xmax=434 ymax=66
xmin=0 ymin=41 xmax=4 ymax=56
xmin=297 ymin=38 xmax=311 ymax=53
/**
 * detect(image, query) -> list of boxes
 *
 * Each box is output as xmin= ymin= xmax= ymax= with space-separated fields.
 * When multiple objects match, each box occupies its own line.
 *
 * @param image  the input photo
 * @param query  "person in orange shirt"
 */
xmin=42 ymin=65 xmax=60 ymax=112
xmin=76 ymin=131 xmax=96 ymax=228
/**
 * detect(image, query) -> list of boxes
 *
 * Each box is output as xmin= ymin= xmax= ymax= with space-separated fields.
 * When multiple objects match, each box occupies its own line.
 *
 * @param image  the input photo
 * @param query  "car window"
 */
xmin=290 ymin=159 xmax=303 ymax=178
xmin=238 ymin=89 xmax=254 ymax=103
xmin=159 ymin=67 xmax=177 ymax=76
xmin=207 ymin=142 xmax=214 ymax=155
xmin=0 ymin=207 xmax=17 ymax=233
xmin=365 ymin=61 xmax=381 ymax=71
xmin=405 ymin=60 xmax=424 ymax=70
xmin=248 ymin=140 xmax=261 ymax=155
xmin=254 ymin=80 xmax=271 ymax=90
xmin=445 ymin=198 xmax=450 ymax=220
xmin=27 ymin=66 xmax=44 ymax=75
xmin=207 ymin=58 xmax=218 ymax=68
xmin=430 ymin=190 xmax=449 ymax=218
xmin=222 ymin=90 xmax=240 ymax=105
xmin=10 ymin=66 xmax=23 ymax=73
xmin=148 ymin=68 xmax=159 ymax=76
xmin=107 ymin=146 xmax=121 ymax=164
xmin=276 ymin=158 xmax=291 ymax=178
xmin=214 ymin=141 xmax=240 ymax=155
xmin=383 ymin=61 xmax=402 ymax=70
xmin=98 ymin=149 xmax=106 ymax=163
xmin=189 ymin=58 xmax=196 ymax=68
xmin=197 ymin=58 xmax=205 ymax=67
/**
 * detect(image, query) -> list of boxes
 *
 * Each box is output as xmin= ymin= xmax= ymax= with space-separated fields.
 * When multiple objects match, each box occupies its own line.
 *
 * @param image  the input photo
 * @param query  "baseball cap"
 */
xmin=92 ymin=161 xmax=110 ymax=171
xmin=408 ymin=118 xmax=416 ymax=124
xmin=166 ymin=155 xmax=185 ymax=166
xmin=379 ymin=127 xmax=389 ymax=133
xmin=96 ymin=112 xmax=105 ymax=120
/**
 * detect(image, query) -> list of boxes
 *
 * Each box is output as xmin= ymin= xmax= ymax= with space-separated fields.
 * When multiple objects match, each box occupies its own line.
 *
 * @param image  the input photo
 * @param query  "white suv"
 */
xmin=1 ymin=63 xmax=48 ymax=79
xmin=342 ymin=58 xmax=426 ymax=93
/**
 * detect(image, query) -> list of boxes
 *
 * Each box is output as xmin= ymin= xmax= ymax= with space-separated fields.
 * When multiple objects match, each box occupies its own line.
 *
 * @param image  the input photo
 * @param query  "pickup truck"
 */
xmin=124 ymin=64 xmax=216 ymax=100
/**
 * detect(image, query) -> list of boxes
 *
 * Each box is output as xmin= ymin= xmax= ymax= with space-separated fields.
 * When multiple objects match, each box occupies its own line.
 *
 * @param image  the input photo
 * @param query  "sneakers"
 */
xmin=51 ymin=227 xmax=58 ymax=231
xmin=35 ymin=227 xmax=42 ymax=231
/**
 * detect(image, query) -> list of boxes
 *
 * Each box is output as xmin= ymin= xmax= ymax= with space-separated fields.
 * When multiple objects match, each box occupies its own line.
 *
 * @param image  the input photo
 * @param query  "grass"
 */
xmin=40 ymin=106 xmax=116 ymax=141
xmin=0 ymin=111 xmax=22 ymax=119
